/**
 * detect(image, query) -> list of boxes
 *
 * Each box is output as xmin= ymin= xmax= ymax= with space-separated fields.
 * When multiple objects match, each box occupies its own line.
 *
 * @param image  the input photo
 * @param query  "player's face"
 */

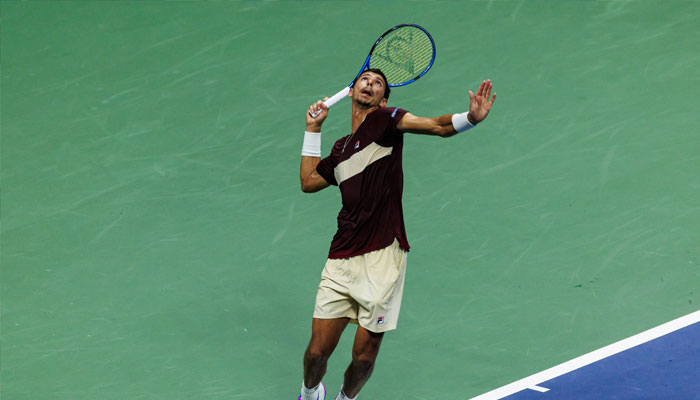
xmin=351 ymin=72 xmax=388 ymax=108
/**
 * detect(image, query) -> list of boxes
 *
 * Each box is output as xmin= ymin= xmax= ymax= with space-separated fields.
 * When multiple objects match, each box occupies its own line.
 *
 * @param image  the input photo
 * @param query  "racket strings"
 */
xmin=369 ymin=26 xmax=434 ymax=86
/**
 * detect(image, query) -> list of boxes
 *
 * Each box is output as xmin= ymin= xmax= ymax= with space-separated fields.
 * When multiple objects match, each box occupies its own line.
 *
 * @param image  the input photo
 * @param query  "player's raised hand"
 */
xmin=468 ymin=80 xmax=496 ymax=124
xmin=306 ymin=98 xmax=329 ymax=131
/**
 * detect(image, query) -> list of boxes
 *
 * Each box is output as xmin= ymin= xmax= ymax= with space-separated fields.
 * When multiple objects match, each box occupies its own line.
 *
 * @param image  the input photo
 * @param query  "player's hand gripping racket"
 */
xmin=309 ymin=24 xmax=436 ymax=118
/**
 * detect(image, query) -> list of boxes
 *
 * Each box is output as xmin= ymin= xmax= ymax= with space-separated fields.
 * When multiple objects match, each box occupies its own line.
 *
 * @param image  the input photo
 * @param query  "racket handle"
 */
xmin=309 ymin=86 xmax=351 ymax=118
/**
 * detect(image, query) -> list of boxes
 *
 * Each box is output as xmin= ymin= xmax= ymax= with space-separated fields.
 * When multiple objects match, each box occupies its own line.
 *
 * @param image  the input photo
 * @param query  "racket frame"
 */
xmin=309 ymin=24 xmax=436 ymax=118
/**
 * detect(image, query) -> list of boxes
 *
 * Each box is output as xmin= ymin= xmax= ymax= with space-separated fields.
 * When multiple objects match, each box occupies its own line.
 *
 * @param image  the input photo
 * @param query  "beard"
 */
xmin=356 ymin=98 xmax=372 ymax=107
xmin=356 ymin=91 xmax=374 ymax=107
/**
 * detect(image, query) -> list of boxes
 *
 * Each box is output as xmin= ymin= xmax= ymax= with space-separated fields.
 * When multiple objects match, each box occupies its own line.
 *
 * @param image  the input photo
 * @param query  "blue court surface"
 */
xmin=471 ymin=310 xmax=700 ymax=400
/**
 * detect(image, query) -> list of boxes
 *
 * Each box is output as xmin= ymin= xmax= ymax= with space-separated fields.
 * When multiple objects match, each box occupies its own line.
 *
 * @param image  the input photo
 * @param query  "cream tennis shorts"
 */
xmin=313 ymin=239 xmax=407 ymax=333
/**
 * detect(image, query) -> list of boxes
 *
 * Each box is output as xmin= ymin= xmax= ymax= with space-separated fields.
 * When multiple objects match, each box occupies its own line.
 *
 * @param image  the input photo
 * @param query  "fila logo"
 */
xmin=354 ymin=140 xmax=360 ymax=149
xmin=377 ymin=316 xmax=384 ymax=324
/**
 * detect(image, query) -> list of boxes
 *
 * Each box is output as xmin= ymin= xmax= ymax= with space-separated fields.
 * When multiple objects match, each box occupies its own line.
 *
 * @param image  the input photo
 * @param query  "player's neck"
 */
xmin=350 ymin=103 xmax=379 ymax=134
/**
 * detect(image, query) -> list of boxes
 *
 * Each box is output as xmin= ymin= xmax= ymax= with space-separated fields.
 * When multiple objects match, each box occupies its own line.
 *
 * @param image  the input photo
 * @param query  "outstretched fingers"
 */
xmin=473 ymin=80 xmax=493 ymax=101
xmin=476 ymin=80 xmax=485 ymax=97
xmin=484 ymin=80 xmax=494 ymax=99
xmin=477 ymin=80 xmax=496 ymax=108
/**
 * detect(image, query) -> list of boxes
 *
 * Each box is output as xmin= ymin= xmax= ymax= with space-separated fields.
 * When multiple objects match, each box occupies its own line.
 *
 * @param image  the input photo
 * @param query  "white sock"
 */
xmin=301 ymin=382 xmax=320 ymax=400
xmin=334 ymin=385 xmax=356 ymax=400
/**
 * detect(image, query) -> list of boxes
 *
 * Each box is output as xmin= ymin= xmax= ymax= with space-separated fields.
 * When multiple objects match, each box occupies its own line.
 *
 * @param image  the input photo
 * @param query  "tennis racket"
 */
xmin=309 ymin=24 xmax=436 ymax=118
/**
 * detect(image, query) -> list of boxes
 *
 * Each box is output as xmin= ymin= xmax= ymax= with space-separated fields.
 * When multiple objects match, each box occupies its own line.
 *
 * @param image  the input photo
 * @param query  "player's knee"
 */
xmin=305 ymin=342 xmax=332 ymax=362
xmin=351 ymin=346 xmax=380 ymax=364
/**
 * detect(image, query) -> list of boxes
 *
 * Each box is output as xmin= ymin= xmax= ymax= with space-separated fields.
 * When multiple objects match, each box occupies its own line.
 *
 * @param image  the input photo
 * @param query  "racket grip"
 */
xmin=309 ymin=86 xmax=351 ymax=118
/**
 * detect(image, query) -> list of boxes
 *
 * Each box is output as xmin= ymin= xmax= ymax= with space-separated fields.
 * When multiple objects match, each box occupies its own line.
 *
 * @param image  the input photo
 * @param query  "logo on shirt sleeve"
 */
xmin=354 ymin=140 xmax=361 ymax=149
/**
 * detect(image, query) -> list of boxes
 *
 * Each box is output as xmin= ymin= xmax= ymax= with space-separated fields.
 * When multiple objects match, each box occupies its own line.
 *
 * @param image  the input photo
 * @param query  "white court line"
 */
xmin=469 ymin=309 xmax=700 ymax=400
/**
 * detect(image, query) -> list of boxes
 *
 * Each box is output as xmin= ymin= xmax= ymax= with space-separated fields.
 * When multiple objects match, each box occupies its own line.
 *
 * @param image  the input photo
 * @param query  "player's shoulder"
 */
xmin=374 ymin=106 xmax=405 ymax=115
xmin=371 ymin=106 xmax=408 ymax=120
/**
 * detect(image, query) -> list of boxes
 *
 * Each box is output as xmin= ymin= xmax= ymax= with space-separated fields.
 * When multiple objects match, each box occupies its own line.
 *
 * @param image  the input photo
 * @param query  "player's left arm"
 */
xmin=398 ymin=79 xmax=496 ymax=137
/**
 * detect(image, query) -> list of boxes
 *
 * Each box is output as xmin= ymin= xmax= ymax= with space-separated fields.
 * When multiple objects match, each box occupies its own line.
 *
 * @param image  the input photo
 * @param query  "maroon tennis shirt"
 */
xmin=316 ymin=107 xmax=410 ymax=259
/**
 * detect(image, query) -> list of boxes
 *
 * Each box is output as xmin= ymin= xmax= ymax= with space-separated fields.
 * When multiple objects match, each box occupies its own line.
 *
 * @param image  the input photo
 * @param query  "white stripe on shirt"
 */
xmin=334 ymin=142 xmax=393 ymax=185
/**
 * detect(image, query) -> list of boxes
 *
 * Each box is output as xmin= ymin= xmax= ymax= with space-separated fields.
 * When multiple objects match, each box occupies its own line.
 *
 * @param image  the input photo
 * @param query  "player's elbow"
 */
xmin=300 ymin=179 xmax=318 ymax=193
xmin=300 ymin=180 xmax=313 ymax=193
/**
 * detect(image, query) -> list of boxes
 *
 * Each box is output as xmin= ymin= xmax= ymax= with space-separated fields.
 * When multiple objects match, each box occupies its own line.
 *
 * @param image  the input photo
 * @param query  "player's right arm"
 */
xmin=300 ymin=100 xmax=331 ymax=193
xmin=300 ymin=157 xmax=329 ymax=193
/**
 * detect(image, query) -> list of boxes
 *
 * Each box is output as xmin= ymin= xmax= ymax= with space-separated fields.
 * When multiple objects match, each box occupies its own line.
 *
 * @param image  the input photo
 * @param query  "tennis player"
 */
xmin=298 ymin=69 xmax=496 ymax=400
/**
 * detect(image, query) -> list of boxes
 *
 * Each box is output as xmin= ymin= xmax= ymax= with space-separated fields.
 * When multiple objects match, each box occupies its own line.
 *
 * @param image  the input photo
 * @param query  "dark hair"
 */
xmin=353 ymin=68 xmax=391 ymax=100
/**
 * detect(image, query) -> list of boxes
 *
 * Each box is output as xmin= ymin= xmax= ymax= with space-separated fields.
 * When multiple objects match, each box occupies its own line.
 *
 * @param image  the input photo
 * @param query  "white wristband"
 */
xmin=302 ymin=131 xmax=322 ymax=157
xmin=451 ymin=112 xmax=475 ymax=133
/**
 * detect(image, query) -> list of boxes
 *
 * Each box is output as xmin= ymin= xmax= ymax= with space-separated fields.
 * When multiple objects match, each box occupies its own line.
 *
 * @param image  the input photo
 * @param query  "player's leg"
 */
xmin=301 ymin=254 xmax=359 ymax=400
xmin=334 ymin=240 xmax=407 ymax=399
xmin=338 ymin=325 xmax=384 ymax=399
xmin=304 ymin=317 xmax=350 ymax=388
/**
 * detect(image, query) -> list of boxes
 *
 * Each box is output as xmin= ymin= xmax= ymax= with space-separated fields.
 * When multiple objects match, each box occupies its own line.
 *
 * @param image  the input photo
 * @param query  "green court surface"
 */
xmin=1 ymin=1 xmax=698 ymax=399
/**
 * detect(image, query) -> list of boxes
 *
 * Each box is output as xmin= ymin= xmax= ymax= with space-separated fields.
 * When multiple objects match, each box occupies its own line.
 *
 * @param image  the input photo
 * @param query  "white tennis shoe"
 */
xmin=298 ymin=382 xmax=325 ymax=400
